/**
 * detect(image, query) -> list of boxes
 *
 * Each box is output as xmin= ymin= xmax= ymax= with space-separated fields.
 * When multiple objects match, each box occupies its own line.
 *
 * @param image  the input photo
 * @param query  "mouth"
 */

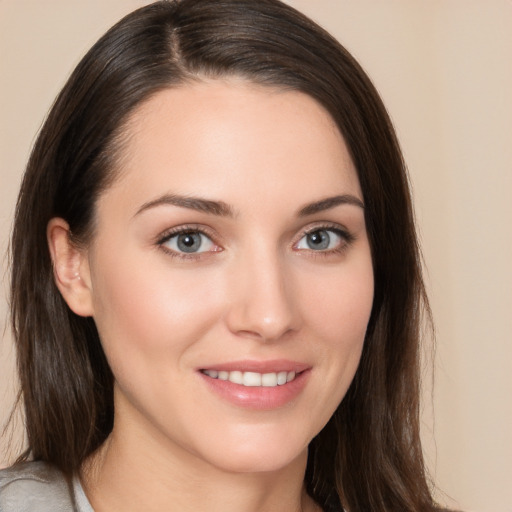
xmin=197 ymin=360 xmax=310 ymax=409
xmin=200 ymin=369 xmax=299 ymax=387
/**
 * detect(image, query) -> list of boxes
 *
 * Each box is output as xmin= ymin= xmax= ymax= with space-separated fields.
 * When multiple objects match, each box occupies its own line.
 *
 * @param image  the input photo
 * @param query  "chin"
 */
xmin=208 ymin=448 xmax=307 ymax=475
xmin=189 ymin=427 xmax=311 ymax=475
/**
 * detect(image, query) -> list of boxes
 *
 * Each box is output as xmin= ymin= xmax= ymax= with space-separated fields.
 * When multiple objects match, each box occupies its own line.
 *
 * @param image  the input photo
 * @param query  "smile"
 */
xmin=198 ymin=360 xmax=311 ymax=409
xmin=201 ymin=369 xmax=297 ymax=387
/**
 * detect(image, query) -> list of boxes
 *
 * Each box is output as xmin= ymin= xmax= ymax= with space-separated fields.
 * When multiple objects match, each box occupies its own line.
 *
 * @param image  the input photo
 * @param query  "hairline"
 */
xmin=84 ymin=73 xmax=354 ymax=243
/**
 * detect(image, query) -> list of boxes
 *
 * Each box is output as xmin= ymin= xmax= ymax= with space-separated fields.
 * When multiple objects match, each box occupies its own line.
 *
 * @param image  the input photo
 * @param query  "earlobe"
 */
xmin=47 ymin=218 xmax=94 ymax=317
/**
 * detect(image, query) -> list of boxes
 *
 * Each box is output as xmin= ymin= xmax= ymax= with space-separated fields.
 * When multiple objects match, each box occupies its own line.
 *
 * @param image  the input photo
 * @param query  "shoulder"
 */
xmin=0 ymin=461 xmax=75 ymax=512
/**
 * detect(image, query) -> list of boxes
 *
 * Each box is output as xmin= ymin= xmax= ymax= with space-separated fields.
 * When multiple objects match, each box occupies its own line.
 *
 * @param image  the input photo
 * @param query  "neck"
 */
xmin=81 ymin=418 xmax=320 ymax=512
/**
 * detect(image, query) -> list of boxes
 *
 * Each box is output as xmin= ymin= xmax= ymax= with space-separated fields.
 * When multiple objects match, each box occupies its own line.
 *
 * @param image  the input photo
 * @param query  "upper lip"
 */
xmin=198 ymin=359 xmax=311 ymax=374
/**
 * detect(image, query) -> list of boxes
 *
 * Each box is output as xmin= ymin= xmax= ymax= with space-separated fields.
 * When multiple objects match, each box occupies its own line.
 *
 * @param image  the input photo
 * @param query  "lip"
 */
xmin=198 ymin=359 xmax=311 ymax=374
xmin=197 ymin=359 xmax=311 ymax=410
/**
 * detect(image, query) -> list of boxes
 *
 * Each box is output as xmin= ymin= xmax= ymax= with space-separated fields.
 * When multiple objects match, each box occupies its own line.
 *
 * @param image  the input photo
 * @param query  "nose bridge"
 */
xmin=225 ymin=241 xmax=298 ymax=341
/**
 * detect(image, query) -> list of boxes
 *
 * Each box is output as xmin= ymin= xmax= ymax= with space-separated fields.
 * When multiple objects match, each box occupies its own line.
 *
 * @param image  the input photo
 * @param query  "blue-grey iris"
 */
xmin=177 ymin=232 xmax=202 ymax=253
xmin=307 ymin=230 xmax=330 ymax=250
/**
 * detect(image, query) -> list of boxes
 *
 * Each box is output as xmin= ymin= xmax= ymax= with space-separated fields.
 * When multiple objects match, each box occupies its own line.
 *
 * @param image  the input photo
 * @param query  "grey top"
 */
xmin=1 ymin=461 xmax=344 ymax=512
xmin=0 ymin=461 xmax=93 ymax=512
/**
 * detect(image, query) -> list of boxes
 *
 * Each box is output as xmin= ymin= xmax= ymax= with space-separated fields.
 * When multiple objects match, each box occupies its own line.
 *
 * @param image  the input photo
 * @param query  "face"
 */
xmin=81 ymin=80 xmax=374 ymax=474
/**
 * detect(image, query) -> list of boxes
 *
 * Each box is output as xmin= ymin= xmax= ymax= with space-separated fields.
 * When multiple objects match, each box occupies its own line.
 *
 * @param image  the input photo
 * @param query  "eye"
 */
xmin=295 ymin=228 xmax=345 ymax=252
xmin=160 ymin=230 xmax=217 ymax=254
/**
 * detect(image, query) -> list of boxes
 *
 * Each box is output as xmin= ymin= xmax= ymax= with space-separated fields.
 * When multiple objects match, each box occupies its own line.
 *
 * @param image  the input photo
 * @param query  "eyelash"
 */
xmin=156 ymin=223 xmax=355 ymax=260
xmin=156 ymin=224 xmax=220 ymax=260
xmin=294 ymin=223 xmax=355 ymax=258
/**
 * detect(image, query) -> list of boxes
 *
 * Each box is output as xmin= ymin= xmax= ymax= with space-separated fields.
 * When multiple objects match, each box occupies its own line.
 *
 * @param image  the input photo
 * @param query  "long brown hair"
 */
xmin=10 ymin=1 xmax=436 ymax=510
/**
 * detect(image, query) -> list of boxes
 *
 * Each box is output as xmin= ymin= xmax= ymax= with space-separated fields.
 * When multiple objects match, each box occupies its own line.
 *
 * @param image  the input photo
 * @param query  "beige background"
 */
xmin=1 ymin=1 xmax=511 ymax=511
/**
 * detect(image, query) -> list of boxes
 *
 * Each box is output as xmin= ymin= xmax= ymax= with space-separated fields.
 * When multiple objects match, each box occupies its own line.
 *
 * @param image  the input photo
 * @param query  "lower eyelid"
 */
xmin=156 ymin=226 xmax=222 ymax=256
xmin=156 ymin=225 xmax=354 ymax=258
xmin=295 ymin=227 xmax=352 ymax=249
xmin=164 ymin=232 xmax=215 ymax=252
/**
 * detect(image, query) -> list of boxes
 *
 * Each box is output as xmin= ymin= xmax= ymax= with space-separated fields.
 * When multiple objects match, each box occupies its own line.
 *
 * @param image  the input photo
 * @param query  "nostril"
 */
xmin=236 ymin=329 xmax=268 ymax=340
xmin=233 ymin=326 xmax=295 ymax=343
xmin=223 ymin=267 xmax=300 ymax=341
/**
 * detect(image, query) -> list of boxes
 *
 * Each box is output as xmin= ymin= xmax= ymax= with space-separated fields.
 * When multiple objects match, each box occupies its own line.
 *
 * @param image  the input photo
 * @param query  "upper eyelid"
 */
xmin=295 ymin=222 xmax=352 ymax=239
xmin=155 ymin=221 xmax=354 ymax=248
xmin=292 ymin=223 xmax=355 ymax=250
xmin=156 ymin=226 xmax=222 ymax=259
xmin=156 ymin=224 xmax=218 ymax=245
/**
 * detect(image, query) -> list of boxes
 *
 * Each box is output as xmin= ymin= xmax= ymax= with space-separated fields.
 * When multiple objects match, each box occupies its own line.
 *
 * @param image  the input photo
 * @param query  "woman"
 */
xmin=1 ymin=1 xmax=440 ymax=511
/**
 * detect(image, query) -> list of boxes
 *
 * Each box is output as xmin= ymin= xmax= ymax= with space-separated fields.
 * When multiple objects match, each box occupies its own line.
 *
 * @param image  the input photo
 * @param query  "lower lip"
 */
xmin=199 ymin=370 xmax=311 ymax=410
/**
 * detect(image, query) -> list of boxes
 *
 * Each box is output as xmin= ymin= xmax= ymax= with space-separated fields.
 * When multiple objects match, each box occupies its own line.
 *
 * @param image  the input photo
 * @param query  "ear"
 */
xmin=47 ymin=218 xmax=94 ymax=317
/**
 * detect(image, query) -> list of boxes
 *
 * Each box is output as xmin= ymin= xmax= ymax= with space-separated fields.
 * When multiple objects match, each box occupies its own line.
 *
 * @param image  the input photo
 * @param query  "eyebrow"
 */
xmin=135 ymin=194 xmax=235 ymax=218
xmin=297 ymin=194 xmax=364 ymax=217
xmin=134 ymin=193 xmax=364 ymax=219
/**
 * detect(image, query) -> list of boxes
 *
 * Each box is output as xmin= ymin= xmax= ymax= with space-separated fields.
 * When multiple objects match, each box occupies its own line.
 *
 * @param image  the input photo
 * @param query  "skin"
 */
xmin=48 ymin=80 xmax=374 ymax=512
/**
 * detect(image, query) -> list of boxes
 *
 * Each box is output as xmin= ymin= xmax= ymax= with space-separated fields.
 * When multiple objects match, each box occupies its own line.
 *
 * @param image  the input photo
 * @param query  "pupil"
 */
xmin=177 ymin=233 xmax=201 ymax=252
xmin=307 ymin=230 xmax=329 ymax=250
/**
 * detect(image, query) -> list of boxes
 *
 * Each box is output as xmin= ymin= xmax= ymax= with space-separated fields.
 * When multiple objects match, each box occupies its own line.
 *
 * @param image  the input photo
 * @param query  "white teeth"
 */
xmin=229 ymin=370 xmax=243 ymax=385
xmin=262 ymin=373 xmax=277 ymax=387
xmin=277 ymin=371 xmax=288 ymax=385
xmin=243 ymin=372 xmax=261 ymax=386
xmin=202 ymin=369 xmax=299 ymax=387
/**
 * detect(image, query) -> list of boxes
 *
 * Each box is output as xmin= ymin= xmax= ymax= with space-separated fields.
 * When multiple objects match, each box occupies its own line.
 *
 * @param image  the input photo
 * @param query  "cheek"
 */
xmin=88 ymin=250 xmax=225 ymax=378
xmin=284 ymin=257 xmax=373 ymax=439
xmin=299 ymin=254 xmax=373 ymax=397
xmin=302 ymin=261 xmax=374 ymax=347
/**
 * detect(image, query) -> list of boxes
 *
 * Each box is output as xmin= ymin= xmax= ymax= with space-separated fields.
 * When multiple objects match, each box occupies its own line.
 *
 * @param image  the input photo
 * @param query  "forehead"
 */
xmin=102 ymin=79 xmax=362 ymax=213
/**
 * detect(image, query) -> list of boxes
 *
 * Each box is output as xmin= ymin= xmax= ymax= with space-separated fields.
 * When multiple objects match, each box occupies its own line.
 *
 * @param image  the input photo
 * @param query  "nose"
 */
xmin=224 ymin=250 xmax=300 ymax=342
